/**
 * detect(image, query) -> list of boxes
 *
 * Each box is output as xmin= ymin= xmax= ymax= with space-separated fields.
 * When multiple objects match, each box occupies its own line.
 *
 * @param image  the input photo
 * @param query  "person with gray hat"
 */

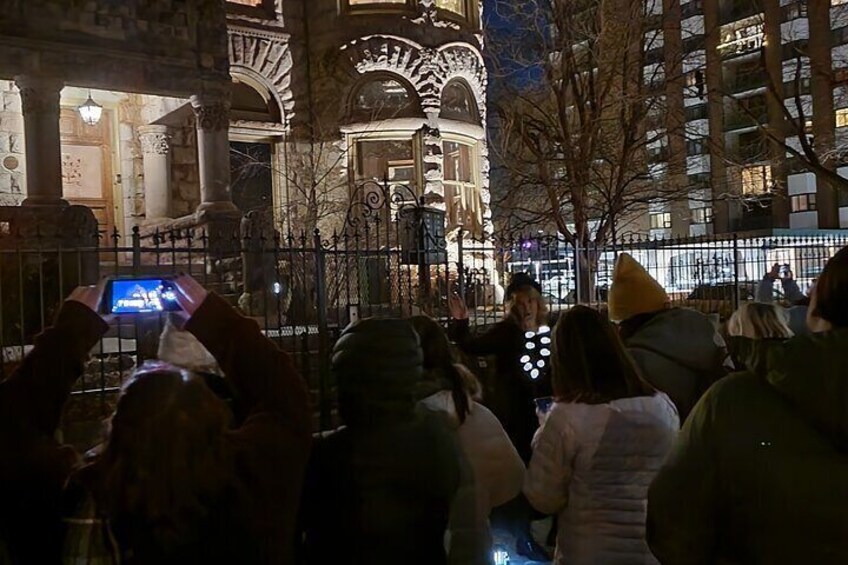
xmin=299 ymin=318 xmax=463 ymax=564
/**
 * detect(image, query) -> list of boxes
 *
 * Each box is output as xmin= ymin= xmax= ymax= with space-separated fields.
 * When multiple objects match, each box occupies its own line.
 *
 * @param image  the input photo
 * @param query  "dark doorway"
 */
xmin=230 ymin=141 xmax=273 ymax=213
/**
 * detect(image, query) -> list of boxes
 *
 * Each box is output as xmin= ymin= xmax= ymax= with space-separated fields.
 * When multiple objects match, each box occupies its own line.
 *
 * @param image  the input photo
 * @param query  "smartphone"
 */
xmin=106 ymin=278 xmax=181 ymax=314
xmin=780 ymin=264 xmax=791 ymax=278
xmin=534 ymin=396 xmax=554 ymax=414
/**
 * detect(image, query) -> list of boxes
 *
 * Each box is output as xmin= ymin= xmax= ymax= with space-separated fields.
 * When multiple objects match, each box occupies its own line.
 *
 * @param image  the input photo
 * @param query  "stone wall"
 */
xmin=0 ymin=0 xmax=229 ymax=96
xmin=170 ymin=122 xmax=201 ymax=216
xmin=0 ymin=81 xmax=24 ymax=206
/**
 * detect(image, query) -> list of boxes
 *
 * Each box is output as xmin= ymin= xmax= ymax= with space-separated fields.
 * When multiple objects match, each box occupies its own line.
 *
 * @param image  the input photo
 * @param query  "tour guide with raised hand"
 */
xmin=647 ymin=246 xmax=848 ymax=564
xmin=448 ymin=272 xmax=553 ymax=561
xmin=0 ymin=275 xmax=311 ymax=564
xmin=608 ymin=253 xmax=730 ymax=422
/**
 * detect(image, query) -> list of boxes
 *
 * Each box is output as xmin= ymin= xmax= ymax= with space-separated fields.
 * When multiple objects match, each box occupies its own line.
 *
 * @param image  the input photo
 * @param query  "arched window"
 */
xmin=230 ymin=77 xmax=281 ymax=123
xmin=348 ymin=75 xmax=420 ymax=121
xmin=440 ymin=80 xmax=478 ymax=123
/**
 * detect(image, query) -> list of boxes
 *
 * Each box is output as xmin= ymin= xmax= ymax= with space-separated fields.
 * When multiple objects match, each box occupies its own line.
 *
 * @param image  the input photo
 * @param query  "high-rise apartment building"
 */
xmin=646 ymin=0 xmax=848 ymax=237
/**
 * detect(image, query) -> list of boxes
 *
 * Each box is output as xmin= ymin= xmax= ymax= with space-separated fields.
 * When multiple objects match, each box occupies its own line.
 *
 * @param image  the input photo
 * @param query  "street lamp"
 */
xmin=78 ymin=91 xmax=103 ymax=126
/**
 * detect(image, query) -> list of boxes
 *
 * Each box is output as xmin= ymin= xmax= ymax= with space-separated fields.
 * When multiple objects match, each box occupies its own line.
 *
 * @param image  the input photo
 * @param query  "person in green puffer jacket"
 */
xmin=647 ymin=246 xmax=848 ymax=564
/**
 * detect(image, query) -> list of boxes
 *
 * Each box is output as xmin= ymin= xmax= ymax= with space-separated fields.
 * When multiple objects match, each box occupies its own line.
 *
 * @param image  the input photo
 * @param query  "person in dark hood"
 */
xmin=448 ymin=272 xmax=552 ymax=561
xmin=647 ymin=245 xmax=848 ymax=564
xmin=300 ymin=318 xmax=462 ymax=564
xmin=609 ymin=253 xmax=730 ymax=422
xmin=726 ymin=302 xmax=793 ymax=373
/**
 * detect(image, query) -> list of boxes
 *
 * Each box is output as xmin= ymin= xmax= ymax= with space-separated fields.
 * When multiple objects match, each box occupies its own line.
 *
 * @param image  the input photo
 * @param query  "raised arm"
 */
xmin=176 ymin=276 xmax=310 ymax=438
xmin=780 ymin=276 xmax=806 ymax=304
xmin=0 ymin=284 xmax=108 ymax=437
xmin=756 ymin=264 xmax=780 ymax=303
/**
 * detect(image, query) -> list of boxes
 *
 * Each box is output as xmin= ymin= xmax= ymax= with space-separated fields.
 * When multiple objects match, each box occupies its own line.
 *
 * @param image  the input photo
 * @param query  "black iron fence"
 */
xmin=1 ymin=198 xmax=847 ymax=436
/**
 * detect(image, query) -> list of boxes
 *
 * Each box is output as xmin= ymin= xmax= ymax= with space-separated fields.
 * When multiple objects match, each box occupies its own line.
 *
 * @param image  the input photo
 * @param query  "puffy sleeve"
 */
xmin=523 ymin=405 xmax=575 ymax=515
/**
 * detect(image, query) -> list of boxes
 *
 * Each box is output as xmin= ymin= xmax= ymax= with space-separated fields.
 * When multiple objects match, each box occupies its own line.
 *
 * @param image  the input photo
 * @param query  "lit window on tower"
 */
xmin=437 ymin=0 xmax=466 ymax=16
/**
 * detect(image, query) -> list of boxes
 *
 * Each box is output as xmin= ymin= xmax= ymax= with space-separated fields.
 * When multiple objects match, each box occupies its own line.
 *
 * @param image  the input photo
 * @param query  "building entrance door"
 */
xmin=59 ymin=107 xmax=117 ymax=238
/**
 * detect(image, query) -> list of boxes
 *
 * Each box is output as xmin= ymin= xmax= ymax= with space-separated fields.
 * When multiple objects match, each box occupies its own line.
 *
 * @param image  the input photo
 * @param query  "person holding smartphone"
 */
xmin=524 ymin=306 xmax=678 ymax=565
xmin=756 ymin=263 xmax=811 ymax=336
xmin=0 ymin=275 xmax=311 ymax=564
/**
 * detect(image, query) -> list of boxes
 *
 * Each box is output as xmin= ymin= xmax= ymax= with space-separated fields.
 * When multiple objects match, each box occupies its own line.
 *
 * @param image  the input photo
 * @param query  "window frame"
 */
xmin=348 ymin=131 xmax=424 ymax=208
xmin=691 ymin=206 xmax=714 ymax=224
xmin=434 ymin=0 xmax=480 ymax=28
xmin=345 ymin=72 xmax=423 ymax=124
xmin=440 ymin=79 xmax=480 ymax=124
xmin=441 ymin=134 xmax=484 ymax=236
xmin=649 ymin=211 xmax=672 ymax=230
xmin=836 ymin=107 xmax=848 ymax=128
xmin=226 ymin=0 xmax=275 ymax=18
xmin=791 ymin=193 xmax=817 ymax=212
xmin=340 ymin=0 xmax=416 ymax=16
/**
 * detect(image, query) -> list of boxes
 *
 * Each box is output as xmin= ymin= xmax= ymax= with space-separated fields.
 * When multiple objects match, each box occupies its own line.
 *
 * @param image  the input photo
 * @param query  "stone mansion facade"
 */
xmin=0 ymin=0 xmax=490 ymax=242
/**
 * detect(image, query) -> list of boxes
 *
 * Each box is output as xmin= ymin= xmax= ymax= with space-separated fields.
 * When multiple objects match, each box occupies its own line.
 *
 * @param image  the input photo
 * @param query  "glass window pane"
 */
xmin=441 ymin=81 xmax=476 ymax=122
xmin=436 ymin=0 xmax=466 ymax=15
xmin=353 ymin=78 xmax=413 ymax=118
xmin=443 ymin=141 xmax=473 ymax=182
xmin=355 ymin=139 xmax=413 ymax=180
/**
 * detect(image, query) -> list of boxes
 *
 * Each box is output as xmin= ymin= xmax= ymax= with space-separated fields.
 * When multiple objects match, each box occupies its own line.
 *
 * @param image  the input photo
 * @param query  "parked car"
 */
xmin=680 ymin=281 xmax=783 ymax=321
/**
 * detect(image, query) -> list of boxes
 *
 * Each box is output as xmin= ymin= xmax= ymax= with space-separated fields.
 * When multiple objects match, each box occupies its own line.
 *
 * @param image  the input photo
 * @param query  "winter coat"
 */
xmin=647 ymin=330 xmax=848 ymax=564
xmin=0 ymin=294 xmax=312 ymax=564
xmin=419 ymin=390 xmax=526 ymax=564
xmin=524 ymin=394 xmax=679 ymax=565
xmin=300 ymin=411 xmax=462 ymax=565
xmin=301 ymin=318 xmax=462 ymax=565
xmin=623 ymin=308 xmax=729 ymax=422
xmin=755 ymin=276 xmax=809 ymax=336
xmin=448 ymin=318 xmax=552 ymax=462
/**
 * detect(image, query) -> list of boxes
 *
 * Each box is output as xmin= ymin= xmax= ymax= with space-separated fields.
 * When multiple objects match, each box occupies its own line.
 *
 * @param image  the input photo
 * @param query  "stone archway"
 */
xmin=227 ymin=28 xmax=294 ymax=123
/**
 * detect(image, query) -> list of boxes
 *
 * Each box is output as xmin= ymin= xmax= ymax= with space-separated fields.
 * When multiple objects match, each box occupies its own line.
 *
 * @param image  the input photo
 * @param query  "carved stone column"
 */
xmin=15 ymin=75 xmax=67 ymax=206
xmin=139 ymin=125 xmax=173 ymax=221
xmin=190 ymin=91 xmax=237 ymax=215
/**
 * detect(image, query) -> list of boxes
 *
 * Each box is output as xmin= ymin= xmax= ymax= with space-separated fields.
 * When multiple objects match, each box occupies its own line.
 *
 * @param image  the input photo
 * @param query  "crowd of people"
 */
xmin=0 ymin=245 xmax=847 ymax=564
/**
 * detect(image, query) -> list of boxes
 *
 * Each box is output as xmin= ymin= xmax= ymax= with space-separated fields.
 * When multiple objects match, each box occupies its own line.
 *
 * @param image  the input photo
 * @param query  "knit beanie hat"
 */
xmin=607 ymin=253 xmax=670 ymax=322
xmin=332 ymin=317 xmax=423 ymax=426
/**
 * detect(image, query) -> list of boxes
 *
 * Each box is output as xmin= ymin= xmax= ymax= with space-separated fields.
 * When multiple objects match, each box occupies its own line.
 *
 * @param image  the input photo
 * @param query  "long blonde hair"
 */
xmin=728 ymin=302 xmax=793 ymax=339
xmin=506 ymin=286 xmax=548 ymax=327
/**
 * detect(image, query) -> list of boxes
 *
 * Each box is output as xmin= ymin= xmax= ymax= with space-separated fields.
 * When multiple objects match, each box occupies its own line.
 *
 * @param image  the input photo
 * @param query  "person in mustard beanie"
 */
xmin=609 ymin=253 xmax=730 ymax=422
xmin=607 ymin=253 xmax=670 ymax=322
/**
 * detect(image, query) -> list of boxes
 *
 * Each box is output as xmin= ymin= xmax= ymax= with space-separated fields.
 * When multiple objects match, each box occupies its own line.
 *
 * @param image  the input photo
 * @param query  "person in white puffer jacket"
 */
xmin=410 ymin=316 xmax=526 ymax=565
xmin=524 ymin=306 xmax=679 ymax=565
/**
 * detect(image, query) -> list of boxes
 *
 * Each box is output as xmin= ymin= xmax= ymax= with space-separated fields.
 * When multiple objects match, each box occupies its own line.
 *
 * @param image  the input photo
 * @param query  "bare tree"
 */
xmin=487 ymin=0 xmax=695 ymax=297
xmin=716 ymin=4 xmax=848 ymax=225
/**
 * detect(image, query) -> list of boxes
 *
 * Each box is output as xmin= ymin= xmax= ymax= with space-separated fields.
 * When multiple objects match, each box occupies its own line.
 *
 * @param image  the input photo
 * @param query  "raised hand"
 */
xmin=67 ymin=278 xmax=108 ymax=314
xmin=172 ymin=274 xmax=209 ymax=317
xmin=449 ymin=293 xmax=468 ymax=320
